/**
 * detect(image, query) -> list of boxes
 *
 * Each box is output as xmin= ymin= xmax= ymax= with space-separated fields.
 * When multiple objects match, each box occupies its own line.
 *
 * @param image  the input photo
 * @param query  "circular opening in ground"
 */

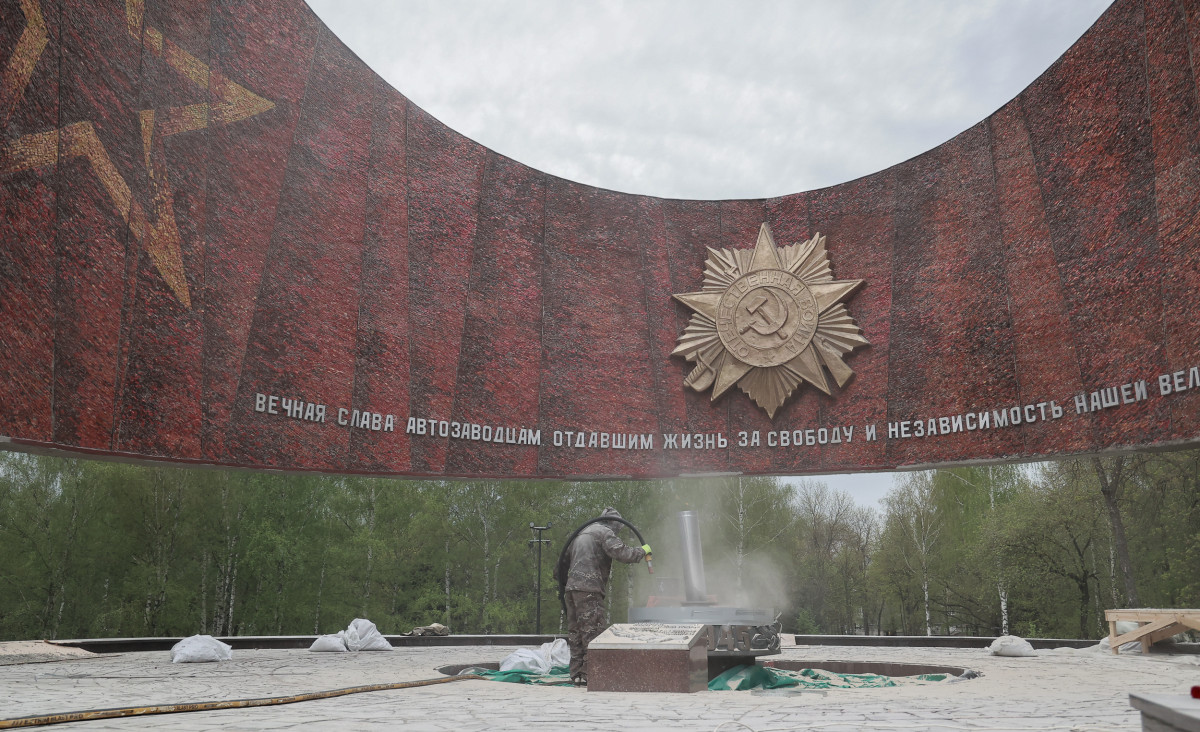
xmin=763 ymin=660 xmax=967 ymax=677
xmin=437 ymin=660 xmax=969 ymax=678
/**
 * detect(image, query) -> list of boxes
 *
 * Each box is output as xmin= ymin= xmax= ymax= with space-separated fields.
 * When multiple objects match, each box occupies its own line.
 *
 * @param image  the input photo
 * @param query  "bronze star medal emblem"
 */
xmin=672 ymin=223 xmax=868 ymax=418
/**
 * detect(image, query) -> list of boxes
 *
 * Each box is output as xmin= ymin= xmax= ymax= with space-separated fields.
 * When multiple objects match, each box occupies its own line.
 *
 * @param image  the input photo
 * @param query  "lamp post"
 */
xmin=529 ymin=522 xmax=552 ymax=634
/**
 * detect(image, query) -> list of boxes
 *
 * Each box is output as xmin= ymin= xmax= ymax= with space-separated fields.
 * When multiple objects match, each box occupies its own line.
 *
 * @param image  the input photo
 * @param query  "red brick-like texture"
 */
xmin=2 ymin=0 xmax=1198 ymax=479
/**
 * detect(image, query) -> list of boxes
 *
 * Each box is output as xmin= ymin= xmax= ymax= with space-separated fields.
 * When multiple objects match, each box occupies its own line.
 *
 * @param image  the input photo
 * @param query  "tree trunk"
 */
xmin=1077 ymin=574 xmax=1090 ymax=639
xmin=225 ymin=549 xmax=239 ymax=635
xmin=444 ymin=538 xmax=452 ymax=627
xmin=479 ymin=519 xmax=490 ymax=629
xmin=1091 ymin=458 xmax=1139 ymax=605
xmin=1109 ymin=542 xmax=1119 ymax=606
xmin=200 ymin=552 xmax=209 ymax=634
xmin=313 ymin=553 xmax=326 ymax=635
xmin=274 ymin=563 xmax=285 ymax=636
xmin=922 ymin=572 xmax=932 ymax=636
xmin=735 ymin=478 xmax=746 ymax=592
xmin=989 ymin=477 xmax=1009 ymax=635
xmin=100 ymin=578 xmax=111 ymax=635
xmin=362 ymin=484 xmax=376 ymax=617
xmin=998 ymin=582 xmax=1009 ymax=635
xmin=47 ymin=495 xmax=83 ymax=639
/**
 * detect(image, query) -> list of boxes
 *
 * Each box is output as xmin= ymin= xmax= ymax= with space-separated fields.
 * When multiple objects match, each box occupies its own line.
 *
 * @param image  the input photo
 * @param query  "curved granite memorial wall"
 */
xmin=2 ymin=0 xmax=1198 ymax=479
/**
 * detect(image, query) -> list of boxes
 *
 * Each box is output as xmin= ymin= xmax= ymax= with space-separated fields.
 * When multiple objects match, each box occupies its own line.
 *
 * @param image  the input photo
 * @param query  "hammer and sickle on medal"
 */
xmin=739 ymin=290 xmax=788 ymax=337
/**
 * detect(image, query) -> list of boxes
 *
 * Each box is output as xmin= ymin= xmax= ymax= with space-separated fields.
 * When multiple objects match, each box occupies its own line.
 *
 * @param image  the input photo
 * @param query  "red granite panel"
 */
xmin=443 ymin=153 xmax=545 ymax=476
xmin=1145 ymin=0 xmax=1200 ymax=439
xmin=0 ymin=0 xmax=59 ymax=442
xmin=989 ymin=103 xmax=1090 ymax=458
xmin=0 ymin=2 xmax=19 ymax=72
xmin=1022 ymin=0 xmax=1169 ymax=451
xmin=1 ymin=0 xmax=57 ymax=137
xmin=1 ymin=0 xmax=1198 ymax=477
xmin=886 ymin=125 xmax=1019 ymax=469
xmin=348 ymin=77 xmax=411 ymax=472
xmin=633 ymin=200 xmax=688 ymax=477
xmin=51 ymin=0 xmax=146 ymax=449
xmin=538 ymin=181 xmax=664 ymax=478
xmin=941 ymin=127 xmax=1023 ymax=461
xmin=797 ymin=172 xmax=894 ymax=474
xmin=225 ymin=29 xmax=372 ymax=469
xmin=718 ymin=200 xmax=766 ymax=251
xmin=404 ymin=106 xmax=486 ymax=474
xmin=1183 ymin=0 xmax=1200 ymax=100
xmin=202 ymin=0 xmax=320 ymax=460
xmin=150 ymin=0 xmax=210 ymax=56
xmin=887 ymin=153 xmax=941 ymax=469
xmin=113 ymin=1 xmax=214 ymax=458
xmin=659 ymin=200 xmax=732 ymax=476
xmin=0 ymin=173 xmax=57 ymax=442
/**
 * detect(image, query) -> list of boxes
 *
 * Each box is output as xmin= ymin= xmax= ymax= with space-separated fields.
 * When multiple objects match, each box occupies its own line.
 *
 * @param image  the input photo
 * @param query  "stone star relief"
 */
xmin=672 ymin=223 xmax=868 ymax=419
xmin=0 ymin=0 xmax=276 ymax=309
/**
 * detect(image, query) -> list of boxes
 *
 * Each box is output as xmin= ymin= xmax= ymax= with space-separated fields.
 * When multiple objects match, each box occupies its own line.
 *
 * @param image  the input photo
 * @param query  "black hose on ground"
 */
xmin=0 ymin=675 xmax=484 ymax=729
xmin=555 ymin=516 xmax=647 ymax=614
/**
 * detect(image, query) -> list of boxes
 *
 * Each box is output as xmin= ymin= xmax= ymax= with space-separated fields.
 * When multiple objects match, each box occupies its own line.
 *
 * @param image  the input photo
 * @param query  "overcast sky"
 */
xmin=306 ymin=0 xmax=1112 ymax=506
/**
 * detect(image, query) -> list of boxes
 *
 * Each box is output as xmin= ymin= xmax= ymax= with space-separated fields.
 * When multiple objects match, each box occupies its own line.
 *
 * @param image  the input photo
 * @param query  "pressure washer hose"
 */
xmin=0 ymin=674 xmax=483 ymax=729
xmin=555 ymin=515 xmax=651 ymax=614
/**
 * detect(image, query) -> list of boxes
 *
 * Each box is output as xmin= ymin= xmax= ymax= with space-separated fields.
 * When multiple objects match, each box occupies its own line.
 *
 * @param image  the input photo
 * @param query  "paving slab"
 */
xmin=1 ymin=640 xmax=1197 ymax=730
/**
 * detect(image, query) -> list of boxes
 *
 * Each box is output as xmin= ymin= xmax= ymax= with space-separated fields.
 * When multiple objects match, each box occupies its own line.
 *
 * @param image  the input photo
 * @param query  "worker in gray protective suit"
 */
xmin=557 ymin=507 xmax=649 ymax=686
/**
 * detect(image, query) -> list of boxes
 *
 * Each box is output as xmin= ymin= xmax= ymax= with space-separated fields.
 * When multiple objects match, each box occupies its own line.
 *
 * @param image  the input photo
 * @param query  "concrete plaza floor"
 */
xmin=1 ymin=639 xmax=1197 ymax=730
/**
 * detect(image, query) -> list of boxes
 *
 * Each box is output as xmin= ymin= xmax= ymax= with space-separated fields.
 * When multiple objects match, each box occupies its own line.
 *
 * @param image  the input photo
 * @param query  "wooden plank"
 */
xmin=1111 ymin=616 xmax=1178 ymax=647
xmin=1178 ymin=616 xmax=1200 ymax=633
xmin=1144 ymin=623 xmax=1188 ymax=646
xmin=1105 ymin=609 xmax=1200 ymax=622
xmin=1105 ymin=608 xmax=1200 ymax=654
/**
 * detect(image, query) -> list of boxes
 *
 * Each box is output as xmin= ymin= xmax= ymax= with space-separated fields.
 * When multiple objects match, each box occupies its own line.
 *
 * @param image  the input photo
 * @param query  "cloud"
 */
xmin=308 ymin=0 xmax=1110 ymax=199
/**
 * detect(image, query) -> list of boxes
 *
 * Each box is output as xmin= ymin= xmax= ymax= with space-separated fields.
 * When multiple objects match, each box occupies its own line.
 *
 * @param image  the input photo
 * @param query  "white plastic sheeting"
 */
xmin=499 ymin=639 xmax=570 ymax=673
xmin=308 ymin=618 xmax=393 ymax=652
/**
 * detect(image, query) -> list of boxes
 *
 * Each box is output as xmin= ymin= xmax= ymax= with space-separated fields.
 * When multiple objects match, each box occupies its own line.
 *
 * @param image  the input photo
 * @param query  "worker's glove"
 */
xmin=641 ymin=544 xmax=652 ymax=560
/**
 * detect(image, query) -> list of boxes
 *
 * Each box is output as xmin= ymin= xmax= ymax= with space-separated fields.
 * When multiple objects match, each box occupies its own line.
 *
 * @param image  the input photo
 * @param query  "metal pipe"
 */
xmin=677 ymin=510 xmax=708 ymax=603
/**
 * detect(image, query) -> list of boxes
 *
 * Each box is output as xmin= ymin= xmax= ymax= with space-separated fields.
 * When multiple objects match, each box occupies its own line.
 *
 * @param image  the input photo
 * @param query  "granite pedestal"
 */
xmin=1130 ymin=693 xmax=1200 ymax=732
xmin=586 ymin=623 xmax=708 ymax=693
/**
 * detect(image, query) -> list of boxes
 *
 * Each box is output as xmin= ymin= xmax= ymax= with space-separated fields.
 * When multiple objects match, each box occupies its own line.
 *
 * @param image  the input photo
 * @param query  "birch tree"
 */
xmin=884 ymin=473 xmax=941 ymax=636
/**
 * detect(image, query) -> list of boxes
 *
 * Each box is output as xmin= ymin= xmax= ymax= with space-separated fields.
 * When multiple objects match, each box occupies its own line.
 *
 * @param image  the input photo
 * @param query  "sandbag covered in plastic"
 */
xmin=309 ymin=634 xmax=349 ymax=652
xmin=988 ymin=635 xmax=1037 ymax=657
xmin=171 ymin=635 xmax=233 ymax=663
xmin=341 ymin=618 xmax=393 ymax=651
xmin=499 ymin=638 xmax=570 ymax=673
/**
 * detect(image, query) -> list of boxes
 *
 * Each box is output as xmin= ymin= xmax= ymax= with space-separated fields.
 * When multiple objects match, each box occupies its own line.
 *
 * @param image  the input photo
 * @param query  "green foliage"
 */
xmin=2 ymin=449 xmax=1199 ymax=641
xmin=793 ymin=607 xmax=821 ymax=635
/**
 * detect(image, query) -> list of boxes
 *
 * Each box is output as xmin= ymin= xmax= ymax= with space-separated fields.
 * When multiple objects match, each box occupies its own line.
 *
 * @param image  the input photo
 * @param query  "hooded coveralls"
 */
xmin=560 ymin=520 xmax=646 ymax=681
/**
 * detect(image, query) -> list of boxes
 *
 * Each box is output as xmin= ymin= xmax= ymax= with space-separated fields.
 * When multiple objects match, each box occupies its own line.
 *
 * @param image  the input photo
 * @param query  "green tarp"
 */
xmin=459 ymin=665 xmax=574 ymax=685
xmin=460 ymin=663 xmax=952 ymax=690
